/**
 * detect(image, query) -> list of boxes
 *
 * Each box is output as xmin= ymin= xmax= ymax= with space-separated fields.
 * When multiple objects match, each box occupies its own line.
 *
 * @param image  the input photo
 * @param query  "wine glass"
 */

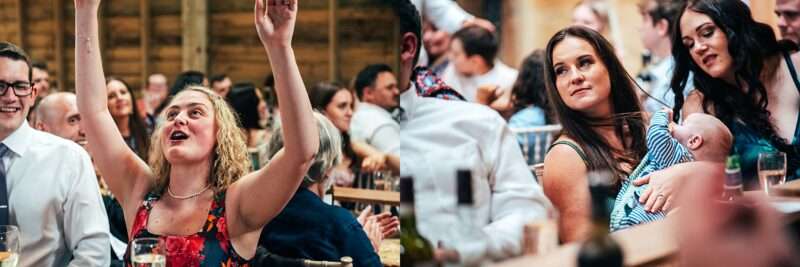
xmin=758 ymin=152 xmax=787 ymax=195
xmin=130 ymin=237 xmax=166 ymax=267
xmin=0 ymin=225 xmax=20 ymax=267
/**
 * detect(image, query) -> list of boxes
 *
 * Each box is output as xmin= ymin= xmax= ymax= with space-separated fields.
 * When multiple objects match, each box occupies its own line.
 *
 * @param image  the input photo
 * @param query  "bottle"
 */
xmin=400 ymin=177 xmax=436 ymax=267
xmin=722 ymin=155 xmax=744 ymax=201
xmin=577 ymin=171 xmax=624 ymax=267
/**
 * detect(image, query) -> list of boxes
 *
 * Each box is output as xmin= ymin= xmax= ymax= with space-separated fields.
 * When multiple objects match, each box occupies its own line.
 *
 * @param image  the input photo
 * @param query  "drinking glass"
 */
xmin=0 ymin=225 xmax=20 ymax=267
xmin=130 ymin=237 xmax=166 ymax=267
xmin=758 ymin=151 xmax=787 ymax=195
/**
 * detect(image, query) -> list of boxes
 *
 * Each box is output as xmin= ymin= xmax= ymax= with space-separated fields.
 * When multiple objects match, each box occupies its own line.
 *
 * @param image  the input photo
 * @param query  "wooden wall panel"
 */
xmin=3 ymin=0 xmax=396 ymax=93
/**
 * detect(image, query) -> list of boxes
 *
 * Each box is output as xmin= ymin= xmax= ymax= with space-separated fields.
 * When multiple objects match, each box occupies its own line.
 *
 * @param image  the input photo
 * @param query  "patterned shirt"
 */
xmin=610 ymin=111 xmax=694 ymax=231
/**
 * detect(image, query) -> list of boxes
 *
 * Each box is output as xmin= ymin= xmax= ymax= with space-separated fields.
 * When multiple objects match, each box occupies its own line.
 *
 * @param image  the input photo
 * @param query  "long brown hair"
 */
xmin=544 ymin=26 xmax=647 ymax=182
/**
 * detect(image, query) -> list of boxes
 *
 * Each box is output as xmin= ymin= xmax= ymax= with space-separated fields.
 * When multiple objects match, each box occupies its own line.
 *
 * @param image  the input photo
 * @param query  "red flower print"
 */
xmin=165 ymin=236 xmax=205 ymax=267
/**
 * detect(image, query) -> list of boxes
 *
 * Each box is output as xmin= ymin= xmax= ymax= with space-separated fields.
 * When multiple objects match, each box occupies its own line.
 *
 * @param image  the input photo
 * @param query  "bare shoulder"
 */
xmin=542 ymin=136 xmax=588 ymax=191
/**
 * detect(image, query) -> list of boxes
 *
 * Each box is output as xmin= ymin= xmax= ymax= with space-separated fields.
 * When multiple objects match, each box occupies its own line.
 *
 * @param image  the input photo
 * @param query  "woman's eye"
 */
xmin=555 ymin=67 xmax=566 ymax=76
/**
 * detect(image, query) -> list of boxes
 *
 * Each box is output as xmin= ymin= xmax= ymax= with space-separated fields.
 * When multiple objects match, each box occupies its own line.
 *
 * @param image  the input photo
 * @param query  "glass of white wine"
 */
xmin=758 ymin=151 xmax=787 ymax=195
xmin=0 ymin=225 xmax=19 ymax=267
xmin=131 ymin=237 xmax=166 ymax=267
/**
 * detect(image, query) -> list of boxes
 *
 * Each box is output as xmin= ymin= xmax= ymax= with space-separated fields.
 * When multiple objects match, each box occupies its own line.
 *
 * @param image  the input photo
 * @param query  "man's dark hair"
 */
xmin=639 ymin=0 xmax=683 ymax=32
xmin=0 ymin=42 xmax=32 ymax=82
xmin=169 ymin=70 xmax=206 ymax=96
xmin=210 ymin=74 xmax=228 ymax=85
xmin=353 ymin=64 xmax=393 ymax=99
xmin=452 ymin=26 xmax=498 ymax=68
xmin=32 ymin=61 xmax=48 ymax=72
xmin=393 ymin=0 xmax=422 ymax=66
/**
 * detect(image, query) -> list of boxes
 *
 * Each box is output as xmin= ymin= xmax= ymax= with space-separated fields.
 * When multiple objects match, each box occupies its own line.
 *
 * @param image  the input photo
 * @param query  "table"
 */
xmin=491 ymin=217 xmax=678 ymax=267
xmin=380 ymin=239 xmax=399 ymax=267
xmin=771 ymin=179 xmax=800 ymax=197
xmin=332 ymin=186 xmax=400 ymax=206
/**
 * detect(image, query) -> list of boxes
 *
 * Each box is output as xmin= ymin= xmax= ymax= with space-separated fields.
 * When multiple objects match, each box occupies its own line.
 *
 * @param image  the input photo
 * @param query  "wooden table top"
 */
xmin=771 ymin=179 xmax=800 ymax=197
xmin=332 ymin=186 xmax=400 ymax=206
xmin=491 ymin=217 xmax=679 ymax=267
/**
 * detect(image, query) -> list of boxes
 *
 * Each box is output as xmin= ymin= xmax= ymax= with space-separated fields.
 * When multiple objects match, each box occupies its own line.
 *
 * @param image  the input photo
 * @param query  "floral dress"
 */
xmin=125 ymin=191 xmax=251 ymax=267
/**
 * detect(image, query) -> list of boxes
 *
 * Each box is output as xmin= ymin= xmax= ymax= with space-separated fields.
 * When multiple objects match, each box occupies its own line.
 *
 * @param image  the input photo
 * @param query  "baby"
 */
xmin=610 ymin=109 xmax=732 ymax=231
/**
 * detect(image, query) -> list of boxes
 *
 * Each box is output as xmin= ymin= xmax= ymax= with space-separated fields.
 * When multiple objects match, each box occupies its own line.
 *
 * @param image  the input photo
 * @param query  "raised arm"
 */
xmin=74 ymin=0 xmax=151 ymax=210
xmin=228 ymin=0 xmax=319 ymax=236
xmin=647 ymin=110 xmax=692 ymax=169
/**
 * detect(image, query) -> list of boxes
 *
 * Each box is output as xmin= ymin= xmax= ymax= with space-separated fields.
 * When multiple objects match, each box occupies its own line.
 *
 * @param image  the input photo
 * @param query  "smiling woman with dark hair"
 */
xmin=670 ymin=0 xmax=800 ymax=186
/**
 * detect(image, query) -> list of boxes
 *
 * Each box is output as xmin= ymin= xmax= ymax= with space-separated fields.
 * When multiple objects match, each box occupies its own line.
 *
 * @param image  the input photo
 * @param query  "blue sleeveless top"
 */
xmin=730 ymin=51 xmax=800 ymax=188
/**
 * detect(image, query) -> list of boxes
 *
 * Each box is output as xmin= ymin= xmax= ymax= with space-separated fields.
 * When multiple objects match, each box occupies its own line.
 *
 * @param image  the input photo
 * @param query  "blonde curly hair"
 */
xmin=148 ymin=86 xmax=251 ymax=195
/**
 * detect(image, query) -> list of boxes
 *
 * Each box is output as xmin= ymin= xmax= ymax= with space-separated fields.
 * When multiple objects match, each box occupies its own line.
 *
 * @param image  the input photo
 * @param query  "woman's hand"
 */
xmin=634 ymin=171 xmax=679 ymax=213
xmin=254 ymin=0 xmax=297 ymax=47
xmin=361 ymin=153 xmax=388 ymax=172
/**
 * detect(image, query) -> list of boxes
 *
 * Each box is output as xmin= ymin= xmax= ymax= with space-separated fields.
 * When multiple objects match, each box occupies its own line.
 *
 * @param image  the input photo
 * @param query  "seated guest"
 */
xmin=441 ymin=25 xmax=518 ymax=102
xmin=309 ymin=82 xmax=398 ymax=187
xmin=506 ymin=50 xmax=554 ymax=164
xmin=259 ymin=112 xmax=395 ymax=267
xmin=211 ymin=73 xmax=233 ymax=98
xmin=0 ymin=41 xmax=109 ymax=266
xmin=610 ymin=109 xmax=731 ymax=231
xmin=671 ymin=0 xmax=800 ymax=185
xmin=395 ymin=2 xmax=552 ymax=264
xmin=228 ymin=82 xmax=269 ymax=148
xmin=541 ymin=26 xmax=721 ymax=242
xmin=33 ymin=92 xmax=128 ymax=265
xmin=105 ymin=77 xmax=151 ymax=160
xmin=140 ymin=73 xmax=169 ymax=128
xmin=351 ymin=64 xmax=400 ymax=154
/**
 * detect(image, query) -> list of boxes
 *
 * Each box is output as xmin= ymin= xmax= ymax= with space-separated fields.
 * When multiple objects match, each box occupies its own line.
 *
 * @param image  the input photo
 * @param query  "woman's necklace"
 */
xmin=168 ymin=183 xmax=212 ymax=200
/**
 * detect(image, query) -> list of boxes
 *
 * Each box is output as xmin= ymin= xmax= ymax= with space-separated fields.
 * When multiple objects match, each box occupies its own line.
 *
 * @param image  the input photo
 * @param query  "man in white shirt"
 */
xmin=636 ymin=0 xmax=693 ymax=113
xmin=350 ymin=64 xmax=400 ymax=154
xmin=0 ymin=42 xmax=109 ymax=267
xmin=394 ymin=2 xmax=552 ymax=265
xmin=441 ymin=26 xmax=518 ymax=102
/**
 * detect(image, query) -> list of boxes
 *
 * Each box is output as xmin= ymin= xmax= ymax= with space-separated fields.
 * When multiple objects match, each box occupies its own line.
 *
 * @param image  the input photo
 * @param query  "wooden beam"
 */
xmin=140 ymin=0 xmax=151 ymax=87
xmin=181 ymin=0 xmax=208 ymax=73
xmin=53 ymin=0 xmax=66 ymax=91
xmin=14 ymin=0 xmax=25 ymax=49
xmin=328 ymin=0 xmax=339 ymax=82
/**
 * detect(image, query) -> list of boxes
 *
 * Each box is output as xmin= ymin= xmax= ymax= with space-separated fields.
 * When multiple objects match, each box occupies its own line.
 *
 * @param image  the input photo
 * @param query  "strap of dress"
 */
xmin=548 ymin=140 xmax=590 ymax=166
xmin=781 ymin=51 xmax=800 ymax=143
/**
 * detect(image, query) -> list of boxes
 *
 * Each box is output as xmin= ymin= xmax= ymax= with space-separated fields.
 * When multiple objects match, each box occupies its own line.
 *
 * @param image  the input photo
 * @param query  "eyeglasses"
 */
xmin=0 ymin=81 xmax=33 ymax=97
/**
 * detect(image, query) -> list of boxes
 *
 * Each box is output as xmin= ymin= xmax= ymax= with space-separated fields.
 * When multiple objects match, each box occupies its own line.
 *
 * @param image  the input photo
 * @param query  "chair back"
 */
xmin=510 ymin=125 xmax=562 ymax=166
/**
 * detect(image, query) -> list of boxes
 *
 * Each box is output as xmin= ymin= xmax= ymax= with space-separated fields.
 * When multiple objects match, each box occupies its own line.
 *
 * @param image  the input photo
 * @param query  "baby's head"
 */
xmin=671 ymin=113 xmax=732 ymax=162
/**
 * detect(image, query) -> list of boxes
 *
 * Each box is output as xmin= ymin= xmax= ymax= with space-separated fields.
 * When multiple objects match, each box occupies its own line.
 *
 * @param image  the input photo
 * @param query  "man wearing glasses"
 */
xmin=0 ymin=42 xmax=109 ymax=266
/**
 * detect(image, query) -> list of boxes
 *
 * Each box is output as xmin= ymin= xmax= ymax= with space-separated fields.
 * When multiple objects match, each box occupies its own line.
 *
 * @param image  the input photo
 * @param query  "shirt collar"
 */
xmin=400 ymin=85 xmax=419 ymax=124
xmin=2 ymin=121 xmax=33 ymax=157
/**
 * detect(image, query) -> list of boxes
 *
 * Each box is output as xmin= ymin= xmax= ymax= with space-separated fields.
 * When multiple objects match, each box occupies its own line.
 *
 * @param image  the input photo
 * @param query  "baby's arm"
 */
xmin=647 ymin=110 xmax=692 ymax=170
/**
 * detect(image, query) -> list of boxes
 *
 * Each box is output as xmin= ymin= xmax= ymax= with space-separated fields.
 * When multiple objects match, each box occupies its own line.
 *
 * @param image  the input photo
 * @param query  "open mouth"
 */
xmin=169 ymin=130 xmax=189 ymax=141
xmin=0 ymin=107 xmax=21 ymax=113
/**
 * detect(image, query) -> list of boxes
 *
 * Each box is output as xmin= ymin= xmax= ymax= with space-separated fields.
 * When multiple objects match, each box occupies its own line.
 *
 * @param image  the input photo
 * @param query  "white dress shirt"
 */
xmin=3 ymin=122 xmax=109 ymax=267
xmin=400 ymin=87 xmax=552 ymax=265
xmin=441 ymin=60 xmax=518 ymax=102
xmin=350 ymin=102 xmax=400 ymax=154
xmin=637 ymin=56 xmax=694 ymax=113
